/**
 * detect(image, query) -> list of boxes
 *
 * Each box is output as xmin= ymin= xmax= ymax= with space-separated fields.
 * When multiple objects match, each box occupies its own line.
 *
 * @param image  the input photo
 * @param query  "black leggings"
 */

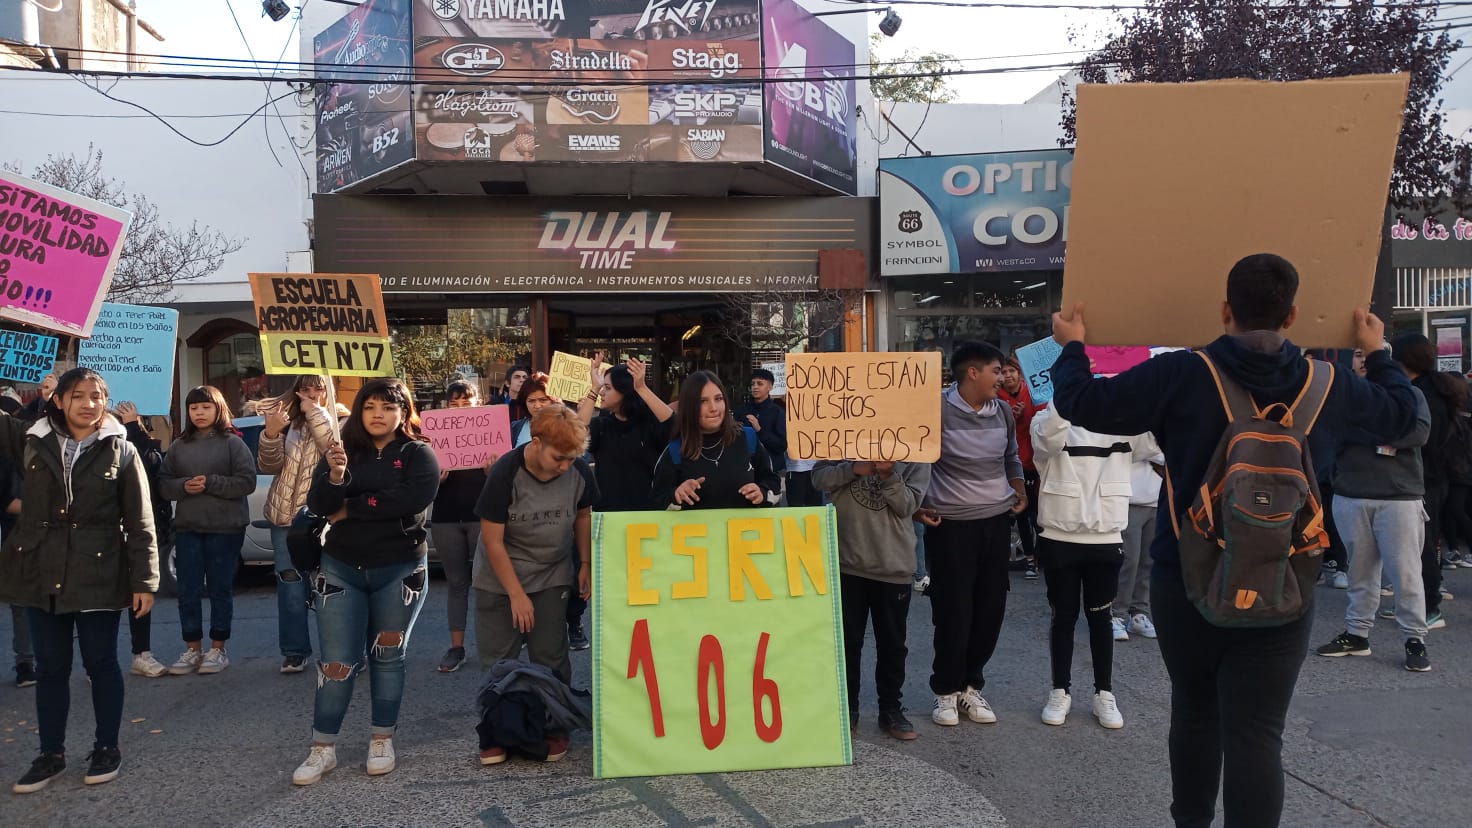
xmin=1038 ymin=537 xmax=1121 ymax=693
xmin=1015 ymin=472 xmax=1041 ymax=559
xmin=1442 ymin=483 xmax=1472 ymax=553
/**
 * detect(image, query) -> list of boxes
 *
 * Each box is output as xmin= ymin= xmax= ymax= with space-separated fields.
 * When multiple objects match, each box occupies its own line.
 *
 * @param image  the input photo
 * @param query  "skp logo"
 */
xmin=672 ymin=91 xmax=738 ymax=120
xmin=440 ymin=42 xmax=505 ymax=76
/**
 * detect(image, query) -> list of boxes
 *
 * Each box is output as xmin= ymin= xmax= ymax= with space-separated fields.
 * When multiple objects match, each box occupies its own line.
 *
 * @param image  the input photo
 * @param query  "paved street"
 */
xmin=0 ymin=564 xmax=1469 ymax=827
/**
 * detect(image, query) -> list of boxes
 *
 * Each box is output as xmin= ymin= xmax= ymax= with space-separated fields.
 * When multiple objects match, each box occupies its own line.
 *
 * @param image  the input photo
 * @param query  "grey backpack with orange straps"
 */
xmin=1173 ymin=352 xmax=1334 ymax=627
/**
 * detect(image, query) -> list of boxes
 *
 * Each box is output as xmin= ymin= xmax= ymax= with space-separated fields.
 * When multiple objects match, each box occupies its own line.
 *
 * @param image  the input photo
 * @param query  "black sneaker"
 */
xmin=1405 ymin=639 xmax=1431 ymax=672
xmin=568 ymin=625 xmax=591 ymax=652
xmin=437 ymin=647 xmax=466 ymax=673
xmin=83 ymin=747 xmax=121 ymax=785
xmin=1315 ymin=632 xmax=1371 ymax=657
xmin=879 ymin=709 xmax=918 ymax=741
xmin=1024 ymin=561 xmax=1040 ymax=580
xmin=13 ymin=754 xmax=65 ymax=794
xmin=15 ymin=662 xmax=37 ymax=688
xmin=280 ymin=655 xmax=307 ymax=674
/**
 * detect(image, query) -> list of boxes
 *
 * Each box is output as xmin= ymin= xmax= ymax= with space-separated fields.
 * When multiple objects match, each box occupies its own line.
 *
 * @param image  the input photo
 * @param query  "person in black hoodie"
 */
xmin=652 ymin=371 xmax=781 ymax=510
xmin=734 ymin=368 xmax=788 ymax=485
xmin=1050 ymin=254 xmax=1418 ymax=828
xmin=430 ymin=380 xmax=493 ymax=674
xmin=292 ymin=378 xmax=440 ymax=786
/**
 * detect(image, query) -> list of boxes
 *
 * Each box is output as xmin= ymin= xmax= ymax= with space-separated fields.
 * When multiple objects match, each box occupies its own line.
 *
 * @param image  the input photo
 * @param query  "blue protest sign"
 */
xmin=78 ymin=303 xmax=178 ymax=415
xmin=0 ymin=329 xmax=58 ymax=384
xmin=1015 ymin=336 xmax=1064 ymax=405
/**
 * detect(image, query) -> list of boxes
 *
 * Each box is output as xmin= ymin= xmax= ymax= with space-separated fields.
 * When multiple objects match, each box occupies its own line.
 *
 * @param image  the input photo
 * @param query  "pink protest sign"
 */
xmin=420 ymin=405 xmax=512 ymax=471
xmin=1087 ymin=345 xmax=1152 ymax=375
xmin=0 ymin=170 xmax=131 ymax=337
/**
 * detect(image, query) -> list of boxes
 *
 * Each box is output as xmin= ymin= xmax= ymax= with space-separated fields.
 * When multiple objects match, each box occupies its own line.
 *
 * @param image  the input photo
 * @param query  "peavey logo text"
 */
xmin=636 ymin=0 xmax=716 ymax=35
xmin=670 ymin=45 xmax=743 ymax=79
xmin=539 ymin=210 xmax=676 ymax=269
xmin=440 ymin=43 xmax=506 ymax=76
xmin=548 ymin=48 xmax=634 ymax=72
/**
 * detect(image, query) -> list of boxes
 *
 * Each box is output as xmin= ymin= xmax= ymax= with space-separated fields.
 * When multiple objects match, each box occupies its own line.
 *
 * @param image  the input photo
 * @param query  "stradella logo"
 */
xmin=898 ymin=210 xmax=922 ymax=234
xmin=569 ymin=134 xmax=622 ymax=152
xmin=432 ymin=0 xmax=461 ymax=20
xmin=441 ymin=43 xmax=505 ymax=76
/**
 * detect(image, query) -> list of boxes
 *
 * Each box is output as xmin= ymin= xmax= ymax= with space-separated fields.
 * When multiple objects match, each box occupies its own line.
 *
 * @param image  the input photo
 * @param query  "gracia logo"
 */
xmin=898 ymin=210 xmax=922 ymax=234
xmin=441 ymin=43 xmax=506 ymax=76
xmin=556 ymin=89 xmax=621 ymax=123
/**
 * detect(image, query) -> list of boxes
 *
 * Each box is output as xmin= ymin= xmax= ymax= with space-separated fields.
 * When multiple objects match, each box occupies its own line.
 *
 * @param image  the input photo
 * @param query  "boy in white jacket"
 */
xmin=1030 ymin=406 xmax=1153 ymax=730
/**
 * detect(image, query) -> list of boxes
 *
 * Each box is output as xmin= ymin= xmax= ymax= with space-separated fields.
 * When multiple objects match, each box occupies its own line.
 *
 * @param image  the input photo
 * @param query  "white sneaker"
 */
xmin=292 ymin=744 xmax=337 ymax=786
xmin=197 ymin=648 xmax=229 ymax=675
xmin=1332 ymin=571 xmax=1350 ymax=590
xmin=1380 ymin=585 xmax=1395 ymax=597
xmin=931 ymin=693 xmax=959 ymax=726
xmin=366 ymin=737 xmax=396 ymax=776
xmin=1129 ymin=613 xmax=1157 ymax=639
xmin=1093 ymin=691 xmax=1124 ymax=729
xmin=167 ymin=649 xmax=202 ymax=676
xmin=958 ymin=686 xmax=997 ymax=723
xmin=912 ymin=575 xmax=930 ymax=593
xmin=1111 ymin=616 xmax=1130 ymax=642
xmin=130 ymin=651 xmax=167 ymax=678
xmin=1041 ymin=689 xmax=1071 ymax=726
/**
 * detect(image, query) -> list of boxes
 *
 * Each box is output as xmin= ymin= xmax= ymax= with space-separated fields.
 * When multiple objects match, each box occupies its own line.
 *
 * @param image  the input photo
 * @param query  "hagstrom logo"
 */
xmin=637 ymin=0 xmax=716 ymax=35
xmin=683 ymin=128 xmax=726 ymax=160
xmin=440 ymin=43 xmax=506 ymax=76
xmin=670 ymin=45 xmax=743 ymax=79
xmin=898 ymin=210 xmax=922 ymax=234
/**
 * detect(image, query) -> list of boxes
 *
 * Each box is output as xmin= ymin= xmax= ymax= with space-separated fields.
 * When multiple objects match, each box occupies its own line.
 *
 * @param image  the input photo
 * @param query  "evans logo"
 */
xmin=569 ymin=134 xmax=622 ymax=151
xmin=441 ymin=43 xmax=505 ymax=76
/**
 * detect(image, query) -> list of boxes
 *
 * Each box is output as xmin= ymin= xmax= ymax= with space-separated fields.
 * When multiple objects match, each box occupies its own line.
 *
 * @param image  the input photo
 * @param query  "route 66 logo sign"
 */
xmin=432 ymin=0 xmax=460 ymax=20
xmin=898 ymin=210 xmax=922 ymax=233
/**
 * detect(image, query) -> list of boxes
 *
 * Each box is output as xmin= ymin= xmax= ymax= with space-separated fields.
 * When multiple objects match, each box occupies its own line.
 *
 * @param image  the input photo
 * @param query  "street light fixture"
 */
xmin=812 ymin=6 xmax=902 ymax=38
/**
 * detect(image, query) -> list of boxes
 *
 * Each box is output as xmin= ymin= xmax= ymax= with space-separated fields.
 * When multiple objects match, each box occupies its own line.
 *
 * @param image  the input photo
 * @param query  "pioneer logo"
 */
xmin=672 ymin=91 xmax=738 ymax=120
xmin=318 ymin=100 xmax=357 ymax=125
xmin=568 ymin=134 xmax=622 ymax=151
xmin=670 ymin=46 xmax=743 ymax=79
xmin=684 ymin=129 xmax=726 ymax=160
xmin=636 ymin=0 xmax=715 ymax=35
xmin=549 ymin=49 xmax=634 ymax=72
xmin=441 ymin=43 xmax=505 ymax=76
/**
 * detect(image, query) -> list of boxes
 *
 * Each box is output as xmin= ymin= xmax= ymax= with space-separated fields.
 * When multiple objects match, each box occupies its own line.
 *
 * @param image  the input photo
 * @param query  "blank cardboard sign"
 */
xmin=1061 ymin=74 xmax=1409 ymax=348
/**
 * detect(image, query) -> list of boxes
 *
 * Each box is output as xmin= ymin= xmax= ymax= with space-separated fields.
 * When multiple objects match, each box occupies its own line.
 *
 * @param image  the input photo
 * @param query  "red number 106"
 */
xmin=627 ymin=618 xmax=783 ymax=750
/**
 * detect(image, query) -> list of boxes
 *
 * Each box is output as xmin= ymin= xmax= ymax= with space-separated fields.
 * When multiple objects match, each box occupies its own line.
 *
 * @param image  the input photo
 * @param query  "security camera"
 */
xmin=878 ymin=9 xmax=902 ymax=37
xmin=263 ymin=0 xmax=291 ymax=22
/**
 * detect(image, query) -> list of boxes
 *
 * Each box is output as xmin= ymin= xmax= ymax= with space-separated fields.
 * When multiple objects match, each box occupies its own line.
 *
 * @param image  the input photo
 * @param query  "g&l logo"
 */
xmin=898 ymin=210 xmax=922 ymax=234
xmin=441 ymin=42 xmax=505 ymax=76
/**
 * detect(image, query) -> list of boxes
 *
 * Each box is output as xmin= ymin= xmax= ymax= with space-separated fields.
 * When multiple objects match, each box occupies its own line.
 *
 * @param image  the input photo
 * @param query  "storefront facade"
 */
xmin=1391 ymin=204 xmax=1472 ymax=374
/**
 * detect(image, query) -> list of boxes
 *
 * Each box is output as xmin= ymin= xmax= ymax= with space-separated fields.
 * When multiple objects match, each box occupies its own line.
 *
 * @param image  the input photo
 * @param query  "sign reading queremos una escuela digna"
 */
xmin=313 ymin=194 xmax=871 ymax=292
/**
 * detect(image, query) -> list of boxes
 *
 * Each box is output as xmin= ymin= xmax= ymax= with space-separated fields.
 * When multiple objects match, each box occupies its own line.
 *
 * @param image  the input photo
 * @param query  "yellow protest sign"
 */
xmin=785 ymin=351 xmax=942 ymax=463
xmin=547 ymin=350 xmax=608 ymax=404
xmin=249 ymin=273 xmax=394 ymax=377
xmin=593 ymin=507 xmax=850 ymax=779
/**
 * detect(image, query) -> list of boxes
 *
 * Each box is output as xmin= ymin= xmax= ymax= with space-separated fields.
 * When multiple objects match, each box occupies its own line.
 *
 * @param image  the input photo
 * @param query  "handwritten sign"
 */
xmin=0 ymin=170 xmax=131 ymax=337
xmin=547 ymin=351 xmax=608 ymax=405
xmin=77 ymin=303 xmax=178 ymax=415
xmin=1015 ymin=336 xmax=1063 ymax=405
xmin=249 ymin=273 xmax=394 ymax=377
xmin=593 ymin=507 xmax=850 ymax=778
xmin=761 ymin=361 xmax=788 ymax=396
xmin=783 ymin=352 xmax=942 ymax=463
xmin=0 ymin=328 xmax=58 ymax=384
xmin=420 ymin=405 xmax=511 ymax=470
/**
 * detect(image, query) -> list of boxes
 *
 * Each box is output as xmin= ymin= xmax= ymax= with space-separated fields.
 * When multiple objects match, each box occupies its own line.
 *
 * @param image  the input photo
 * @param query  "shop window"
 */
xmin=204 ymin=332 xmax=298 ymax=418
xmin=388 ymin=306 xmax=532 ymax=410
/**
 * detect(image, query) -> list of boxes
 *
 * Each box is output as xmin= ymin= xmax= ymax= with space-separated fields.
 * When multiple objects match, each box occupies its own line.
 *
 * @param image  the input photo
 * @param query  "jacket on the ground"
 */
xmin=307 ymin=435 xmax=440 ymax=569
xmin=161 ymin=430 xmax=257 ymax=533
xmin=257 ymin=404 xmax=335 ymax=527
xmin=1051 ymin=333 xmax=1419 ymax=573
xmin=1334 ymin=386 xmax=1431 ymax=501
xmin=1031 ymin=407 xmax=1152 ymax=544
xmin=813 ymin=460 xmax=930 ymax=584
xmin=0 ymin=414 xmax=159 ymax=612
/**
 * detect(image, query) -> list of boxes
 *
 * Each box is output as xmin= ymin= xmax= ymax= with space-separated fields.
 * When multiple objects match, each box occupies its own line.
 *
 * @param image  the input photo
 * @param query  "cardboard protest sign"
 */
xmin=1062 ymin=74 xmax=1409 ymax=348
xmin=1087 ymin=345 xmax=1151 ymax=376
xmin=249 ymin=273 xmax=394 ymax=377
xmin=0 ymin=328 xmax=58 ymax=384
xmin=1016 ymin=336 xmax=1063 ymax=405
xmin=420 ymin=405 xmax=511 ymax=471
xmin=77 ymin=303 xmax=178 ymax=415
xmin=593 ymin=507 xmax=850 ymax=779
xmin=785 ymin=352 xmax=942 ymax=463
xmin=0 ymin=170 xmax=131 ymax=337
xmin=761 ymin=361 xmax=788 ymax=396
xmin=547 ymin=351 xmax=608 ymax=405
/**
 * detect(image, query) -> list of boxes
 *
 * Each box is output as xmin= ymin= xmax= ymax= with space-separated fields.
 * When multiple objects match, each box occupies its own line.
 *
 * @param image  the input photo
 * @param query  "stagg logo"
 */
xmin=548 ymin=48 xmax=634 ymax=72
xmin=440 ymin=43 xmax=505 ymax=76
xmin=683 ymin=128 xmax=726 ymax=160
xmin=672 ymin=91 xmax=738 ymax=120
xmin=670 ymin=46 xmax=743 ymax=79
xmin=568 ymin=134 xmax=622 ymax=152
xmin=636 ymin=0 xmax=715 ymax=34
xmin=556 ymin=89 xmax=621 ymax=123
xmin=319 ymin=100 xmax=357 ymax=125
xmin=898 ymin=210 xmax=922 ymax=234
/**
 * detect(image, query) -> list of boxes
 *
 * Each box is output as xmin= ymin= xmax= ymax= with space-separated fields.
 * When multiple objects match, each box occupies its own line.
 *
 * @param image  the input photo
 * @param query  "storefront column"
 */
xmin=532 ymin=297 xmax=550 ymax=372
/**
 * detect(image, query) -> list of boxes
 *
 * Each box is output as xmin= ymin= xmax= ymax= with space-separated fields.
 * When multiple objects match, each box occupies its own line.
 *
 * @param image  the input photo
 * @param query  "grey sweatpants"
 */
xmin=1114 ymin=504 xmax=1155 ymax=618
xmin=473 ymin=586 xmax=572 ymax=683
xmin=1334 ymin=495 xmax=1428 ymax=640
xmin=430 ymin=521 xmax=481 ymax=634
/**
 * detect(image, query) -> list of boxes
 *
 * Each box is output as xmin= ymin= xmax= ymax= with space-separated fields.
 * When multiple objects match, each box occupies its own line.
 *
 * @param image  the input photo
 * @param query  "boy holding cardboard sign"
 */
xmin=1050 ymin=254 xmax=1418 ymax=828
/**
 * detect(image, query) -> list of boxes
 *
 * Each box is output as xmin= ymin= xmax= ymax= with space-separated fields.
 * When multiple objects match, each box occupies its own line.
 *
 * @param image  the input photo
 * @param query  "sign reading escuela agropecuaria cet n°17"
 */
xmin=313 ymin=195 xmax=872 ymax=293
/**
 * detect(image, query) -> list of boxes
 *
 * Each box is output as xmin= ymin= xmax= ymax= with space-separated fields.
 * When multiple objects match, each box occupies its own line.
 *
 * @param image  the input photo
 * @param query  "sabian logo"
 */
xmin=441 ymin=43 xmax=506 ymax=76
xmin=684 ymin=128 xmax=725 ymax=160
xmin=569 ymin=134 xmax=622 ymax=151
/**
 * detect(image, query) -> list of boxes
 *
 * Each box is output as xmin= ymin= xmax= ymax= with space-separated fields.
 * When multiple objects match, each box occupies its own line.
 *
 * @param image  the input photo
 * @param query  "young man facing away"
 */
xmin=813 ymin=458 xmax=932 ymax=741
xmin=920 ymin=341 xmax=1027 ymax=728
xmin=1049 ymin=253 xmax=1418 ymax=828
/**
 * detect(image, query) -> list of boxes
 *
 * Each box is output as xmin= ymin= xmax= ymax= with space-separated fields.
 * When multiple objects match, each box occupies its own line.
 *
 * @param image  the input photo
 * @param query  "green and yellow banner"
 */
xmin=593 ymin=507 xmax=851 ymax=779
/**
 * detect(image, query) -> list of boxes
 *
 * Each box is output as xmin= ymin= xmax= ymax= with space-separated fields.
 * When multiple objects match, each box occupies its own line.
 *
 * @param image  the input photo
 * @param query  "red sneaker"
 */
xmin=544 ymin=735 xmax=569 ymax=763
xmin=479 ymin=747 xmax=507 ymax=766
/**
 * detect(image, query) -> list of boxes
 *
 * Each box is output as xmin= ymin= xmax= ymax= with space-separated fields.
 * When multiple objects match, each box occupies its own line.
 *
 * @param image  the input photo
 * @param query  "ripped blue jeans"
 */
xmin=311 ymin=553 xmax=428 ymax=743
